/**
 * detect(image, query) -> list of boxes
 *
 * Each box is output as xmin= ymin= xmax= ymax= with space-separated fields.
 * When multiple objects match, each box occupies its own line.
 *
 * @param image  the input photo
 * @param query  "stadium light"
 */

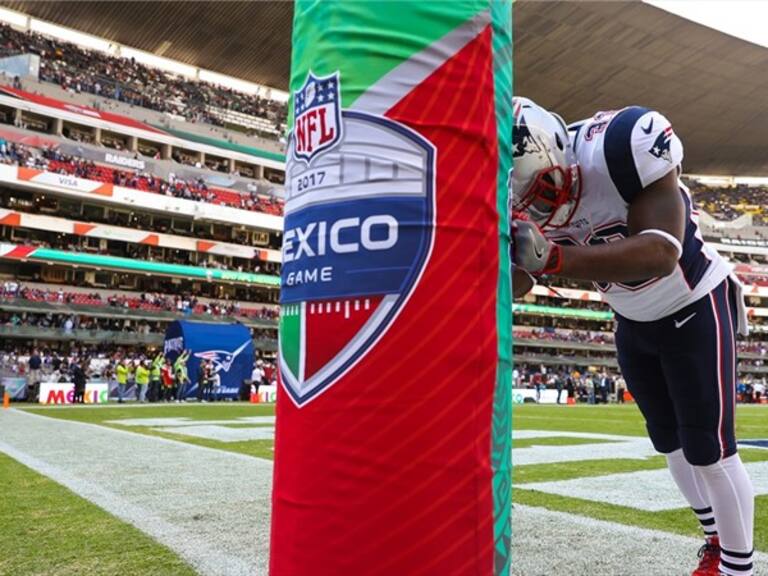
xmin=0 ymin=6 xmax=28 ymax=28
xmin=199 ymin=69 xmax=288 ymax=102
xmin=30 ymin=19 xmax=113 ymax=53
xmin=119 ymin=47 xmax=197 ymax=79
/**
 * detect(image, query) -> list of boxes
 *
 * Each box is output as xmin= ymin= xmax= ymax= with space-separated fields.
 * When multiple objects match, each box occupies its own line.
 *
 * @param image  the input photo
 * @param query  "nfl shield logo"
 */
xmin=280 ymin=104 xmax=436 ymax=407
xmin=292 ymin=71 xmax=343 ymax=164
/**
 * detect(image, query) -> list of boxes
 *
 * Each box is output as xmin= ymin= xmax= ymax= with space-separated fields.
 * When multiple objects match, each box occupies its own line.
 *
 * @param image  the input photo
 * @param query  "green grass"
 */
xmin=513 ymin=490 xmax=768 ymax=553
xmin=513 ymin=403 xmax=768 ymax=439
xmin=20 ymin=403 xmax=277 ymax=460
xmin=17 ymin=401 xmax=768 ymax=553
xmin=0 ymin=452 xmax=196 ymax=576
xmin=512 ymin=403 xmax=768 ymax=551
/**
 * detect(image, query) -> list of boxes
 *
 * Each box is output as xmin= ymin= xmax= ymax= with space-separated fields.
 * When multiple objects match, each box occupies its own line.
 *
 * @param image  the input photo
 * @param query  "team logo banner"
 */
xmin=164 ymin=320 xmax=254 ymax=399
xmin=280 ymin=73 xmax=436 ymax=407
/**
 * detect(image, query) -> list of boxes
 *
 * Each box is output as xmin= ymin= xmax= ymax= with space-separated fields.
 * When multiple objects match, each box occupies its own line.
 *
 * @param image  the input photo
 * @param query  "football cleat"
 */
xmin=692 ymin=535 xmax=721 ymax=576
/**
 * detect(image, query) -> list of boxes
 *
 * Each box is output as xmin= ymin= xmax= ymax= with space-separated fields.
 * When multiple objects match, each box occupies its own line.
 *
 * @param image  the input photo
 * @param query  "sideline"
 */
xmin=0 ymin=408 xmax=273 ymax=576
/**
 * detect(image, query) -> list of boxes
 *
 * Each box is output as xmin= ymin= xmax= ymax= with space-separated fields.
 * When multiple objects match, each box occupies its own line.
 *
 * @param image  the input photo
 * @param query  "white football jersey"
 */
xmin=547 ymin=106 xmax=731 ymax=322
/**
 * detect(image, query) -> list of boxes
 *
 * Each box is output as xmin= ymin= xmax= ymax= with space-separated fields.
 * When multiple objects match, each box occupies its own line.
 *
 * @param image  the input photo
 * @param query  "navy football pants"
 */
xmin=616 ymin=278 xmax=738 ymax=466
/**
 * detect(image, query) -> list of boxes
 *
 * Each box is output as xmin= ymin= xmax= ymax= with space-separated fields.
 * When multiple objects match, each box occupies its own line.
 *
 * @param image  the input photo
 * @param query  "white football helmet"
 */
xmin=511 ymin=96 xmax=581 ymax=229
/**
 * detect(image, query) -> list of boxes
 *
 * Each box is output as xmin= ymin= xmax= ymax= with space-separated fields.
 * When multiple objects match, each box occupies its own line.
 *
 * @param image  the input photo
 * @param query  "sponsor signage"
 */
xmin=512 ymin=388 xmax=566 ymax=404
xmin=105 ymin=152 xmax=146 ymax=171
xmin=720 ymin=237 xmax=768 ymax=248
xmin=39 ymin=382 xmax=109 ymax=404
xmin=258 ymin=384 xmax=278 ymax=403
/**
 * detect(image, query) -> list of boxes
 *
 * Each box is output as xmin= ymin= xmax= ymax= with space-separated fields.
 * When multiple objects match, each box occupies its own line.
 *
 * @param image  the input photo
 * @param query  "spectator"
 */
xmin=27 ymin=348 xmax=42 ymax=402
xmin=161 ymin=358 xmax=175 ymax=402
xmin=616 ymin=376 xmax=627 ymax=404
xmin=174 ymin=350 xmax=190 ymax=402
xmin=71 ymin=358 xmax=87 ymax=404
xmin=211 ymin=368 xmax=222 ymax=402
xmin=149 ymin=352 xmax=164 ymax=402
xmin=135 ymin=360 xmax=150 ymax=403
xmin=115 ymin=359 xmax=128 ymax=404
xmin=197 ymin=358 xmax=210 ymax=403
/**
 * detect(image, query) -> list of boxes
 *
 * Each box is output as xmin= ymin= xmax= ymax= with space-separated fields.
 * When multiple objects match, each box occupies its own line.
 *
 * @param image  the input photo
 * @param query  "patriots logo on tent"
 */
xmin=194 ymin=340 xmax=250 ymax=374
xmin=280 ymin=109 xmax=436 ymax=407
xmin=292 ymin=71 xmax=343 ymax=165
xmin=513 ymin=115 xmax=542 ymax=158
xmin=649 ymin=126 xmax=674 ymax=163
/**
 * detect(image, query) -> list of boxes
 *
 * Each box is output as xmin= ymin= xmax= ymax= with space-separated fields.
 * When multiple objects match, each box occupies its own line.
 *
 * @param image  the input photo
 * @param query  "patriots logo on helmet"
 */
xmin=194 ymin=340 xmax=250 ymax=374
xmin=513 ymin=115 xmax=542 ymax=158
xmin=280 ymin=105 xmax=436 ymax=408
xmin=649 ymin=126 xmax=674 ymax=163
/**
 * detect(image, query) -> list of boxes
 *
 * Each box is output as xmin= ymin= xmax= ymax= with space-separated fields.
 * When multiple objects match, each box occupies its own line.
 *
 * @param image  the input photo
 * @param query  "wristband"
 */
xmin=541 ymin=244 xmax=563 ymax=276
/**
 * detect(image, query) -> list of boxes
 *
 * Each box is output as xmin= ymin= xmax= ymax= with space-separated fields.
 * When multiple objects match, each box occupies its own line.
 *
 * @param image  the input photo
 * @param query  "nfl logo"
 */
xmin=280 ymin=109 xmax=436 ymax=407
xmin=292 ymin=71 xmax=343 ymax=164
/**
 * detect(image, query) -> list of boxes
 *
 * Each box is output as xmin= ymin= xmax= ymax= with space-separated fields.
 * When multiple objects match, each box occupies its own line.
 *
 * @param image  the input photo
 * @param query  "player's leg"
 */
xmin=616 ymin=316 xmax=680 ymax=453
xmin=616 ymin=317 xmax=719 ymax=536
xmin=661 ymin=279 xmax=754 ymax=576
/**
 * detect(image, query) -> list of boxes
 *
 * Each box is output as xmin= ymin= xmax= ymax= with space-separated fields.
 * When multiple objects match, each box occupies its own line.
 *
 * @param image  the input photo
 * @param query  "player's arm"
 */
xmin=559 ymin=169 xmax=683 ymax=281
xmin=514 ymin=170 xmax=683 ymax=282
xmin=515 ymin=107 xmax=687 ymax=283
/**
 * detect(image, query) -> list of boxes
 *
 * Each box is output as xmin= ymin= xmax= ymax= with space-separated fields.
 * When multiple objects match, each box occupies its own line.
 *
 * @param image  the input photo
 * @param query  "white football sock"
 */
xmin=665 ymin=449 xmax=717 ymax=536
xmin=695 ymin=453 xmax=755 ymax=576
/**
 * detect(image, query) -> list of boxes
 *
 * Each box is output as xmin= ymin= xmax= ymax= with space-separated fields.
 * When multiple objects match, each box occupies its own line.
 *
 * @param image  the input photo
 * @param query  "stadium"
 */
xmin=0 ymin=1 xmax=766 ymax=575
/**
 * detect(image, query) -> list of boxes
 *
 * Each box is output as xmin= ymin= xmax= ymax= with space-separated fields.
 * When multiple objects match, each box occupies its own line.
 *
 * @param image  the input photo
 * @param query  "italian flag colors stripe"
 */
xmin=279 ymin=302 xmax=304 ymax=382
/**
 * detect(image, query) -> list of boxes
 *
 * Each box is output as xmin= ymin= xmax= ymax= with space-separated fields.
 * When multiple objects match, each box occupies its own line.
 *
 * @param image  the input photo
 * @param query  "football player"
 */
xmin=511 ymin=97 xmax=755 ymax=576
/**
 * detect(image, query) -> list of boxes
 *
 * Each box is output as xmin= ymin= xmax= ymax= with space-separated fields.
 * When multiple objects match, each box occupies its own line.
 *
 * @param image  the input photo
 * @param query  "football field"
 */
xmin=1 ymin=402 xmax=767 ymax=575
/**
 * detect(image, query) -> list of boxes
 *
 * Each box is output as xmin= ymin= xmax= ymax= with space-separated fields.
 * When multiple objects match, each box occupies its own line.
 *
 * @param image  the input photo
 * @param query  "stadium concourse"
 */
xmin=0 ymin=2 xmax=766 ymax=576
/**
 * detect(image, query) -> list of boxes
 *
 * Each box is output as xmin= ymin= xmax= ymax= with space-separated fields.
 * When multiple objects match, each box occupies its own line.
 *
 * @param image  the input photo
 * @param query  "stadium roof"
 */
xmin=3 ymin=1 xmax=768 ymax=175
xmin=0 ymin=1 xmax=294 ymax=90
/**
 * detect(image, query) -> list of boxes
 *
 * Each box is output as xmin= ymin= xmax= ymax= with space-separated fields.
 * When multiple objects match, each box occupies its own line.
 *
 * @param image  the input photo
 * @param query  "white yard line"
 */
xmin=0 ymin=409 xmax=273 ymax=576
xmin=522 ymin=461 xmax=768 ymax=511
xmin=513 ymin=435 xmax=657 ymax=466
xmin=152 ymin=425 xmax=275 ymax=442
xmin=1 ymin=413 xmax=765 ymax=575
xmin=511 ymin=505 xmax=768 ymax=576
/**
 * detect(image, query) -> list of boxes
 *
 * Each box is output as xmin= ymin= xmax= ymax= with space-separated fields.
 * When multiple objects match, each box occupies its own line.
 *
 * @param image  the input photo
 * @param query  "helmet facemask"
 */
xmin=511 ymin=97 xmax=581 ymax=230
xmin=514 ymin=164 xmax=581 ymax=229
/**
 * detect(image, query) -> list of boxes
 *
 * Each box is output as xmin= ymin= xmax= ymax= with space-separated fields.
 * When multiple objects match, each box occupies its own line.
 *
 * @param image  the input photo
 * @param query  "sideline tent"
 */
xmin=164 ymin=320 xmax=254 ymax=399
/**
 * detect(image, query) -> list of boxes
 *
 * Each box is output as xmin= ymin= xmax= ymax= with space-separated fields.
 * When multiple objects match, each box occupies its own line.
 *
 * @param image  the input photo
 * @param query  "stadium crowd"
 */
xmin=0 ymin=310 xmax=275 ymax=341
xmin=514 ymin=362 xmax=766 ymax=404
xmin=0 ymin=281 xmax=280 ymax=321
xmin=515 ymin=325 xmax=768 ymax=355
xmin=0 ymin=23 xmax=288 ymax=135
xmin=685 ymin=177 xmax=768 ymax=224
xmin=0 ymin=228 xmax=280 ymax=277
xmin=0 ymin=141 xmax=285 ymax=215
xmin=0 ymin=310 xmax=160 ymax=333
xmin=1 ymin=343 xmax=278 ymax=403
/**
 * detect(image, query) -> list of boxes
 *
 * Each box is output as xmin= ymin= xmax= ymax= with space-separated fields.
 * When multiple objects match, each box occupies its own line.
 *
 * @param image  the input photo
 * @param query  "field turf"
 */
xmin=0 ymin=451 xmax=197 ymax=576
xmin=5 ymin=400 xmax=768 ymax=574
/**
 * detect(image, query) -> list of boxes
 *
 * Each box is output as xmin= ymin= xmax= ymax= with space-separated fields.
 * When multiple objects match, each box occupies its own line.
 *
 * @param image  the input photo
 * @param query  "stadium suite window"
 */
xmin=20 ymin=112 xmax=50 ymax=133
xmin=264 ymin=168 xmax=285 ymax=184
xmin=82 ymin=204 xmax=103 ymax=221
xmin=138 ymin=139 xmax=161 ymax=158
xmin=171 ymin=219 xmax=193 ymax=235
xmin=102 ymin=131 xmax=129 ymax=151
xmin=0 ymin=105 xmax=15 ymax=125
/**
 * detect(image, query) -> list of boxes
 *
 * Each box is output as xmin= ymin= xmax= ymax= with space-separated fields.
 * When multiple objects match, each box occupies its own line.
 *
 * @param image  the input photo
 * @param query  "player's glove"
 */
xmin=511 ymin=219 xmax=562 ymax=275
